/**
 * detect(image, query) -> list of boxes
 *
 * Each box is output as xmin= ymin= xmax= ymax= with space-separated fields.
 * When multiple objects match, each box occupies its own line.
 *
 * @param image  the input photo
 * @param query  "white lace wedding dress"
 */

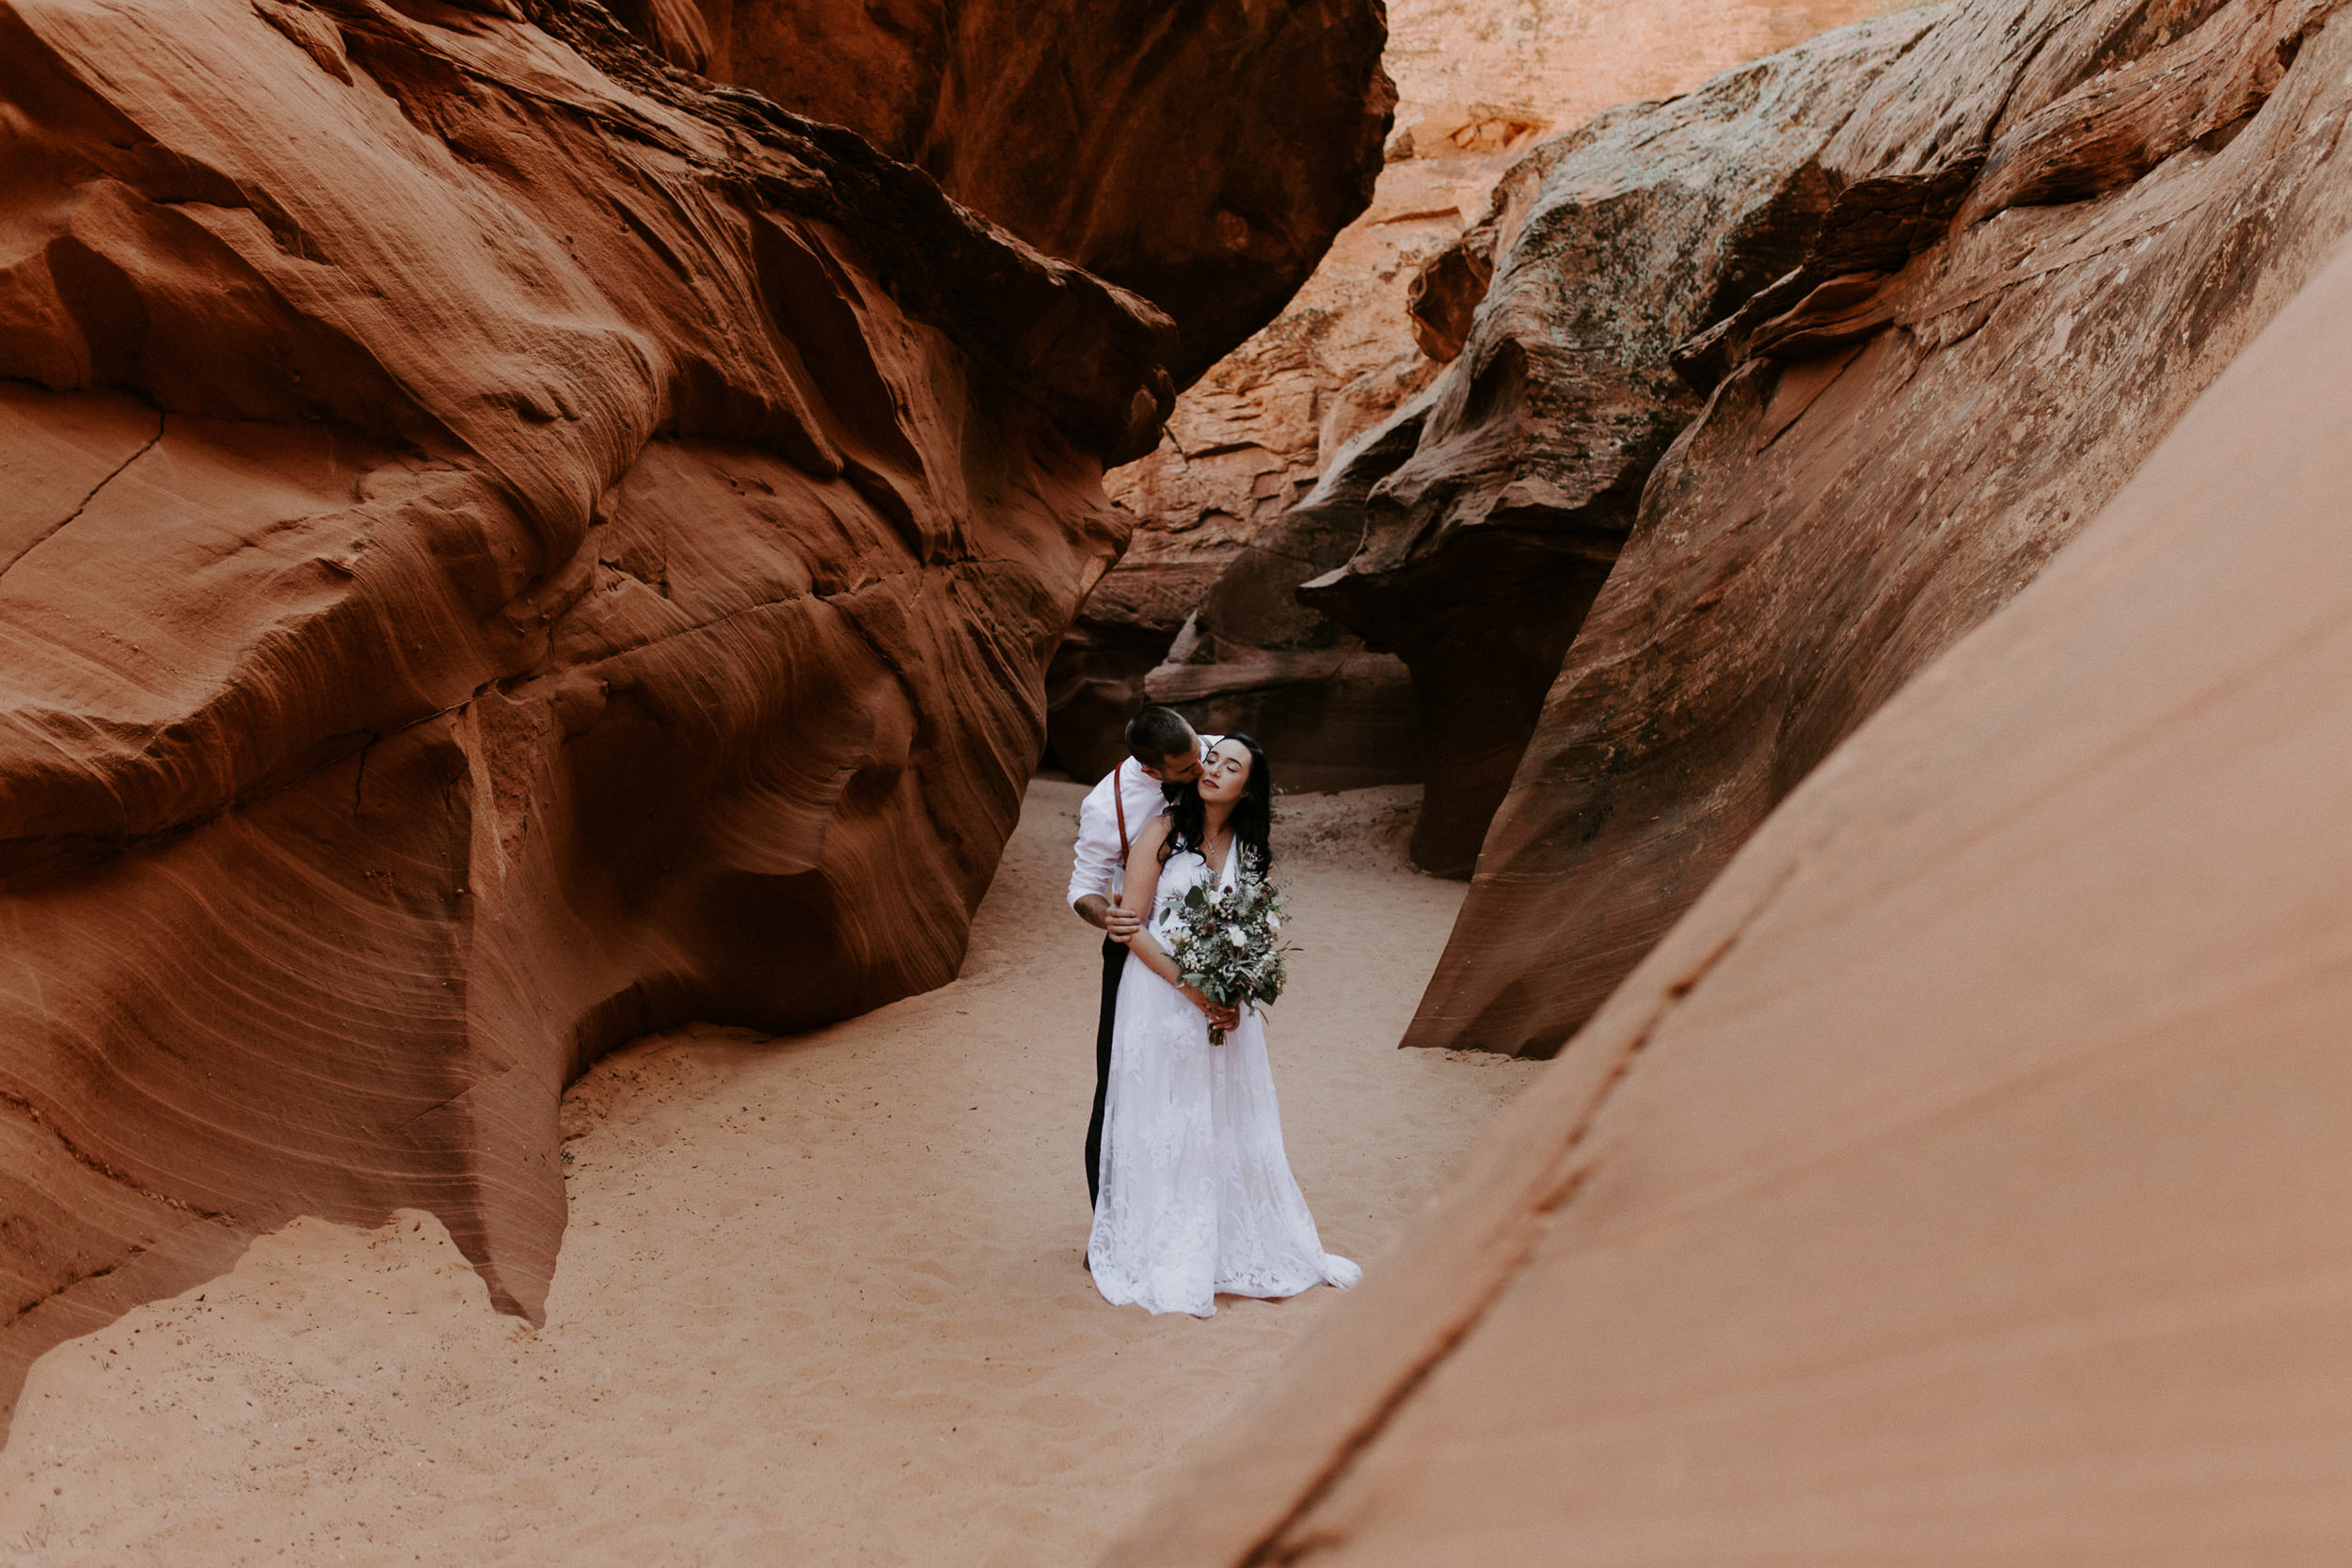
xmin=1087 ymin=842 xmax=1360 ymax=1317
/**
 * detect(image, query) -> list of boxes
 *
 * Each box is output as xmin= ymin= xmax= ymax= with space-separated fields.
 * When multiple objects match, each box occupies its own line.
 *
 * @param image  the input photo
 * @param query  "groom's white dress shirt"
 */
xmin=1066 ymin=735 xmax=1221 ymax=912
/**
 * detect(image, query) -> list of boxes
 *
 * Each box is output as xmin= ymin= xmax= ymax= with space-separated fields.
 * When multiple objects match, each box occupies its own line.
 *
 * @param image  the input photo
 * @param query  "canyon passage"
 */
xmin=6 ymin=0 xmax=2352 ymax=1562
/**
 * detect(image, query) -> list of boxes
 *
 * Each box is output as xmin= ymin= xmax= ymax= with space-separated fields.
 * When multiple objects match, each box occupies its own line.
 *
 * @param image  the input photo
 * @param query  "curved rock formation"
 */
xmin=677 ymin=0 xmax=1400 ymax=785
xmin=1347 ymin=0 xmax=2352 ymax=1030
xmin=681 ymin=0 xmax=1395 ymax=388
xmin=1111 ymin=197 xmax=2352 ymax=1568
xmin=0 ymin=0 xmax=1173 ymax=1433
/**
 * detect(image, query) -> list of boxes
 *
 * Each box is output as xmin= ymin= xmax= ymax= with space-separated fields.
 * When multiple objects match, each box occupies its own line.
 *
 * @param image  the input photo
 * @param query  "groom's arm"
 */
xmin=1068 ymin=785 xmax=1142 ymax=937
xmin=1073 ymin=892 xmax=1141 ymax=938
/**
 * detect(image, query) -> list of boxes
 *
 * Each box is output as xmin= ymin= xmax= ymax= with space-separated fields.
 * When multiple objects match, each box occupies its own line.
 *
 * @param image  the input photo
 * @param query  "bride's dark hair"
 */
xmin=1160 ymin=733 xmax=1275 ymax=873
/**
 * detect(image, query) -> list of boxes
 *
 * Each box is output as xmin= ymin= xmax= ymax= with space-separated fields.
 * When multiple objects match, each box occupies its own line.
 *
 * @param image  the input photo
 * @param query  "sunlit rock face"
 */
xmin=1111 ymin=214 xmax=2352 ymax=1568
xmin=1325 ymin=0 xmax=2352 ymax=1037
xmin=1299 ymin=17 xmax=1923 ymax=872
xmin=1056 ymin=0 xmax=1889 ymax=793
xmin=0 ymin=0 xmax=1177 ymax=1430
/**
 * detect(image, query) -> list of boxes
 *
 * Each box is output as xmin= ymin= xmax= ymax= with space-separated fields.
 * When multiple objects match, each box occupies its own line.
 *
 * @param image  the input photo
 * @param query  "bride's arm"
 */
xmin=1120 ymin=820 xmax=1235 ymax=1025
xmin=1116 ymin=817 xmax=1174 ymax=974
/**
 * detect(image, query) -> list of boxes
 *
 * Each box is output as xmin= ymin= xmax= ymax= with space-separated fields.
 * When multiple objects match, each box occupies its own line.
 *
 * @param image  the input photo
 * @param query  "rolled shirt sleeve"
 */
xmin=1067 ymin=770 xmax=1124 ymax=911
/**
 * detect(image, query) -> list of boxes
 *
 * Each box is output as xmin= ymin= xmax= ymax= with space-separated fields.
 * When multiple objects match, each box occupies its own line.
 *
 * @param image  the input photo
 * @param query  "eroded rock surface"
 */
xmin=0 ymin=0 xmax=1171 ymax=1432
xmin=1062 ymin=0 xmax=1888 ymax=799
xmin=1402 ymin=0 xmax=2352 ymax=1053
xmin=1112 ymin=193 xmax=2352 ymax=1568
xmin=1399 ymin=0 xmax=2352 ymax=1050
xmin=1300 ymin=16 xmax=1931 ymax=872
xmin=670 ymin=0 xmax=1401 ymax=785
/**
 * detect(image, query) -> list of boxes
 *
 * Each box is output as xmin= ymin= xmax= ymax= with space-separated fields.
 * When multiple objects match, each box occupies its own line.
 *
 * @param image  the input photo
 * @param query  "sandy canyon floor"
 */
xmin=0 ymin=781 xmax=1537 ymax=1566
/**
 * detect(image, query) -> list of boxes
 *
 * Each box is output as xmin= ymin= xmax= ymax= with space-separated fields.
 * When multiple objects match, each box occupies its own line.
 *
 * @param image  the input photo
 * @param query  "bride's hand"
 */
xmin=1181 ymin=986 xmax=1240 ymax=1033
xmin=1103 ymin=896 xmax=1145 ymax=943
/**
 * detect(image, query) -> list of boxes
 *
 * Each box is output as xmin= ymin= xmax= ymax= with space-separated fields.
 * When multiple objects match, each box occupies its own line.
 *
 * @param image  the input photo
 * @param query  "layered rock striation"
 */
xmin=651 ymin=0 xmax=1402 ymax=787
xmin=1112 ymin=212 xmax=2352 ymax=1568
xmin=1355 ymin=0 xmax=2352 ymax=1032
xmin=0 ymin=0 xmax=1177 ymax=1431
xmin=676 ymin=0 xmax=1396 ymax=388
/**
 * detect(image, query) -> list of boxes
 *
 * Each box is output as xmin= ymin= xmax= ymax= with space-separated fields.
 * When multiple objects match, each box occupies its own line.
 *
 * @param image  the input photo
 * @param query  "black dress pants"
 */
xmin=1084 ymin=935 xmax=1124 ymax=1207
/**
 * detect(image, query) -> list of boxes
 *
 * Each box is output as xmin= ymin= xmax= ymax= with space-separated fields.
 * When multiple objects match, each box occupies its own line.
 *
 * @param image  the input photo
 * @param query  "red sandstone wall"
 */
xmin=0 ymin=0 xmax=1177 ymax=1432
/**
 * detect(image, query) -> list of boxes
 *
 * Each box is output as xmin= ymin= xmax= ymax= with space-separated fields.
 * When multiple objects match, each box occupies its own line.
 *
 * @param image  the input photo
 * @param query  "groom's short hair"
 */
xmin=1124 ymin=705 xmax=1196 ymax=767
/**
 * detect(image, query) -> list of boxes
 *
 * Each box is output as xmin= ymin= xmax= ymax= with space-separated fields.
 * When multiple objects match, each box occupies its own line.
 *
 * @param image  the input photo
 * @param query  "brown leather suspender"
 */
xmin=1112 ymin=757 xmax=1131 ymax=863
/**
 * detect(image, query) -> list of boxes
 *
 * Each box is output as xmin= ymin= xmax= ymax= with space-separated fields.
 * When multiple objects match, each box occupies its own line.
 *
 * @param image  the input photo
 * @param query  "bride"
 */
xmin=1087 ymin=734 xmax=1360 ymax=1317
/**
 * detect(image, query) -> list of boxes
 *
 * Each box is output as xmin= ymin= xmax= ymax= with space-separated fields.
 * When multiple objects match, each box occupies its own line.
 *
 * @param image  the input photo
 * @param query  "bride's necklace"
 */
xmin=1200 ymin=823 xmax=1235 ymax=869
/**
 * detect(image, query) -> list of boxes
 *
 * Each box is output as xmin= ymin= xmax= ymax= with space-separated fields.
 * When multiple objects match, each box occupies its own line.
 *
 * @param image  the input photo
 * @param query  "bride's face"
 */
xmin=1197 ymin=744 xmax=1250 ymax=804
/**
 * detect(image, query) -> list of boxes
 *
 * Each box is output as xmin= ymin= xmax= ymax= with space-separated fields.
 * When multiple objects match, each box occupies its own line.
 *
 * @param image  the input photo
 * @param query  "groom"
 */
xmin=1068 ymin=705 xmax=1236 ymax=1207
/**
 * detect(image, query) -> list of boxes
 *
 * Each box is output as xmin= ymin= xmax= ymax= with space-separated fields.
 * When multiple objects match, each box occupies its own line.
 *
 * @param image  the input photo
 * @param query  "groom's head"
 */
xmin=1125 ymin=705 xmax=1202 ymax=785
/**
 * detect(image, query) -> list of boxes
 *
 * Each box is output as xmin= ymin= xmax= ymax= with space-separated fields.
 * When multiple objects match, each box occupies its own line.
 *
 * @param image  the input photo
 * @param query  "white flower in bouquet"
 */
xmin=1161 ymin=849 xmax=1295 ymax=1044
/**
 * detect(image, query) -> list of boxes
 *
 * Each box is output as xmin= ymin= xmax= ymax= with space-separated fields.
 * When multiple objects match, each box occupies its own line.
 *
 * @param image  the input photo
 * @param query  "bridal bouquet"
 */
xmin=1164 ymin=855 xmax=1294 ymax=1045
